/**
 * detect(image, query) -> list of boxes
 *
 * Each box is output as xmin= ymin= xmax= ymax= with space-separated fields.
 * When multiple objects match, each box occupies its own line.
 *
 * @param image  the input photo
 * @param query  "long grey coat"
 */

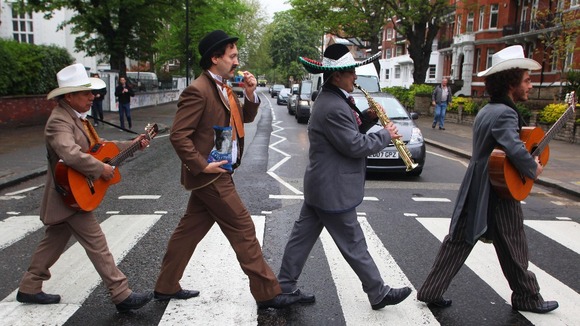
xmin=449 ymin=103 xmax=537 ymax=244
xmin=304 ymin=87 xmax=392 ymax=213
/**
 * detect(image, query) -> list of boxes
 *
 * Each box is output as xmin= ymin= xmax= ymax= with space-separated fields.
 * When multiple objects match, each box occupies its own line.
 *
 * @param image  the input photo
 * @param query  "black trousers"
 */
xmin=417 ymin=199 xmax=543 ymax=309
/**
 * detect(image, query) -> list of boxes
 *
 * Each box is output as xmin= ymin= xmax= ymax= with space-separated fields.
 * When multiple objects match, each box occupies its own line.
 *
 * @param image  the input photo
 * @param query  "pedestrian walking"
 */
xmin=90 ymin=73 xmax=106 ymax=126
xmin=432 ymin=77 xmax=452 ymax=130
xmin=114 ymin=76 xmax=134 ymax=129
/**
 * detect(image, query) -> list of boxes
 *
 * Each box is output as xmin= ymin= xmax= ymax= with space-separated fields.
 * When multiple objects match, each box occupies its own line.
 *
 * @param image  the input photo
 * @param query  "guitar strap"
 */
xmin=46 ymin=145 xmax=69 ymax=197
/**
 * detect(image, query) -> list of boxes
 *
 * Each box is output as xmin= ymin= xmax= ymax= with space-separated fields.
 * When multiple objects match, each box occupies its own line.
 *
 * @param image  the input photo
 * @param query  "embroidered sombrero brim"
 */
xmin=299 ymin=51 xmax=381 ymax=74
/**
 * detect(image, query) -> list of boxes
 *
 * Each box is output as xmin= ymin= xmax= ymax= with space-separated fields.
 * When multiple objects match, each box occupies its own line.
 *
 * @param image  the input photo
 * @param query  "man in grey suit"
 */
xmin=277 ymin=44 xmax=412 ymax=310
xmin=417 ymin=45 xmax=559 ymax=314
xmin=17 ymin=63 xmax=153 ymax=313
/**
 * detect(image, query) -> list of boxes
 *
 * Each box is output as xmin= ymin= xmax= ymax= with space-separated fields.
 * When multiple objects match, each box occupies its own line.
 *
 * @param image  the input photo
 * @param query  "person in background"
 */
xmin=154 ymin=30 xmax=302 ymax=309
xmin=417 ymin=45 xmax=559 ymax=314
xmin=277 ymin=44 xmax=412 ymax=311
xmin=90 ymin=73 xmax=106 ymax=127
xmin=17 ymin=63 xmax=152 ymax=313
xmin=114 ymin=76 xmax=134 ymax=129
xmin=431 ymin=77 xmax=452 ymax=130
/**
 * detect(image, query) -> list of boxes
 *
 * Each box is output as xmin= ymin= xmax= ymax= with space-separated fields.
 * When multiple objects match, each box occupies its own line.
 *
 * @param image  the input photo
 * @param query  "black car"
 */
xmin=351 ymin=92 xmax=426 ymax=176
xmin=277 ymin=88 xmax=291 ymax=105
xmin=271 ymin=84 xmax=285 ymax=98
xmin=294 ymin=80 xmax=313 ymax=123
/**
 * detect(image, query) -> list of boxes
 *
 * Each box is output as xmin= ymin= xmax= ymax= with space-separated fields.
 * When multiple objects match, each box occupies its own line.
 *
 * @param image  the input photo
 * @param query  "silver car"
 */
xmin=351 ymin=92 xmax=426 ymax=176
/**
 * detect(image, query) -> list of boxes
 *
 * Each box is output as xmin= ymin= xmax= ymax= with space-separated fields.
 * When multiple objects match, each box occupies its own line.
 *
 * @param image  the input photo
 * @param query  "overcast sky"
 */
xmin=259 ymin=0 xmax=292 ymax=21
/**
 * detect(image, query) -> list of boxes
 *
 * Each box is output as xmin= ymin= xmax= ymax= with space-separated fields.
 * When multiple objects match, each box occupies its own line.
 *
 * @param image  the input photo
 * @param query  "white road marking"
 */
xmin=0 ymin=214 xmax=162 ymax=325
xmin=106 ymin=211 xmax=120 ymax=214
xmin=417 ymin=217 xmax=580 ymax=326
xmin=556 ymin=217 xmax=571 ymax=221
xmin=320 ymin=216 xmax=438 ymax=325
xmin=268 ymin=194 xmax=379 ymax=202
xmin=4 ymin=185 xmax=43 ymax=196
xmin=0 ymin=196 xmax=26 ymax=200
xmin=158 ymin=216 xmax=265 ymax=326
xmin=0 ymin=216 xmax=43 ymax=250
xmin=154 ymin=211 xmax=168 ymax=214
xmin=524 ymin=220 xmax=580 ymax=254
xmin=118 ymin=195 xmax=161 ymax=199
xmin=7 ymin=212 xmax=20 ymax=215
xmin=404 ymin=213 xmax=418 ymax=217
xmin=427 ymin=150 xmax=468 ymax=167
xmin=412 ymin=197 xmax=451 ymax=202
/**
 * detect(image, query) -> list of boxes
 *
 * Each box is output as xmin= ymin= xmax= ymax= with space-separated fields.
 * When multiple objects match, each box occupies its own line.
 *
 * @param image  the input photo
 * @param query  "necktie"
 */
xmin=81 ymin=118 xmax=100 ymax=147
xmin=348 ymin=96 xmax=362 ymax=126
xmin=215 ymin=80 xmax=245 ymax=139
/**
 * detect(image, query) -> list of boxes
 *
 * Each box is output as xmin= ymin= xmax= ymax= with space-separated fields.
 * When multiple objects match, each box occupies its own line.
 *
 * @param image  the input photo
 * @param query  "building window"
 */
xmin=386 ymin=28 xmax=393 ymax=40
xmin=475 ymin=48 xmax=481 ymax=74
xmin=395 ymin=66 xmax=401 ymax=79
xmin=486 ymin=48 xmax=495 ymax=69
xmin=386 ymin=48 xmax=392 ymax=59
xmin=467 ymin=12 xmax=474 ymax=33
xmin=456 ymin=14 xmax=462 ymax=35
xmin=385 ymin=68 xmax=390 ymax=80
xmin=479 ymin=6 xmax=485 ymax=31
xmin=489 ymin=4 xmax=499 ymax=29
xmin=12 ymin=9 xmax=34 ymax=44
xmin=429 ymin=65 xmax=436 ymax=79
xmin=551 ymin=53 xmax=559 ymax=71
xmin=526 ymin=43 xmax=535 ymax=59
xmin=531 ymin=0 xmax=539 ymax=20
xmin=396 ymin=46 xmax=403 ymax=56
xmin=565 ymin=51 xmax=574 ymax=70
xmin=572 ymin=0 xmax=579 ymax=7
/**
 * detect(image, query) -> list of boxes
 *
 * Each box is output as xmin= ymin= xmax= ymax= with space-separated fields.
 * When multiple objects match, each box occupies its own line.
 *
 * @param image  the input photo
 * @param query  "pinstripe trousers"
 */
xmin=417 ymin=199 xmax=543 ymax=309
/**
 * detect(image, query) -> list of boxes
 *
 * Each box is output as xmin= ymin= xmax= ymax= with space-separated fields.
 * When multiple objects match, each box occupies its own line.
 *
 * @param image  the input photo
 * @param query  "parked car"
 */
xmin=271 ymin=84 xmax=285 ymax=98
xmin=287 ymin=83 xmax=299 ymax=115
xmin=294 ymin=80 xmax=313 ymax=123
xmin=277 ymin=88 xmax=291 ymax=105
xmin=351 ymin=92 xmax=425 ymax=176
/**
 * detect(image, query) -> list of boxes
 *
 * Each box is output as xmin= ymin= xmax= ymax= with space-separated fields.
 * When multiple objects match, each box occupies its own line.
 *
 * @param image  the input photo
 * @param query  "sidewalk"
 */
xmin=1 ymin=103 xmax=579 ymax=199
xmin=415 ymin=114 xmax=580 ymax=198
xmin=0 ymin=103 xmax=176 ymax=191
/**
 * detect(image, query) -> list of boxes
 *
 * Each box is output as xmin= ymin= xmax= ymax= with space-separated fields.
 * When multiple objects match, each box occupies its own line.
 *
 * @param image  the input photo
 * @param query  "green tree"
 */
xmin=290 ymin=0 xmax=453 ymax=84
xmin=16 ymin=0 xmax=175 ymax=75
xmin=268 ymin=10 xmax=321 ymax=84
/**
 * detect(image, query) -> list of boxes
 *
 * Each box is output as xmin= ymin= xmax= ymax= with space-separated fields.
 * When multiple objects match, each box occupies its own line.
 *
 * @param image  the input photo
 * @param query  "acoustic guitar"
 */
xmin=55 ymin=123 xmax=158 ymax=211
xmin=489 ymin=92 xmax=576 ymax=201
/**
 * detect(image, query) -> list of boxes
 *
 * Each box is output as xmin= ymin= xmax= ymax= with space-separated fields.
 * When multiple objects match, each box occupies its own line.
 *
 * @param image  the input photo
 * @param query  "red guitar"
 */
xmin=55 ymin=123 xmax=158 ymax=211
xmin=489 ymin=92 xmax=576 ymax=201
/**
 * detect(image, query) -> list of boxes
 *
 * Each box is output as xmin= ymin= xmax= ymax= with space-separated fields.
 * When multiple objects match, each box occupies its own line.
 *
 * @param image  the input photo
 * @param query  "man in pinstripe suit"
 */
xmin=417 ymin=45 xmax=559 ymax=314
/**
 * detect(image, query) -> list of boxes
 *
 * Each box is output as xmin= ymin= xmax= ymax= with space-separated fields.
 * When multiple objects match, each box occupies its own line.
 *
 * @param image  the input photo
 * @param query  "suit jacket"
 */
xmin=449 ymin=103 xmax=537 ymax=244
xmin=170 ymin=71 xmax=260 ymax=190
xmin=115 ymin=84 xmax=134 ymax=104
xmin=303 ymin=85 xmax=391 ymax=213
xmin=432 ymin=84 xmax=452 ymax=104
xmin=41 ymin=100 xmax=132 ymax=225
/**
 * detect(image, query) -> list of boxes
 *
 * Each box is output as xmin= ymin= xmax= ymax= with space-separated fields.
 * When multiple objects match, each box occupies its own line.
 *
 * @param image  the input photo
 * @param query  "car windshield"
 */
xmin=300 ymin=82 xmax=312 ymax=95
xmin=280 ymin=88 xmax=291 ymax=96
xmin=353 ymin=96 xmax=410 ymax=119
xmin=273 ymin=84 xmax=284 ymax=91
xmin=354 ymin=76 xmax=380 ymax=93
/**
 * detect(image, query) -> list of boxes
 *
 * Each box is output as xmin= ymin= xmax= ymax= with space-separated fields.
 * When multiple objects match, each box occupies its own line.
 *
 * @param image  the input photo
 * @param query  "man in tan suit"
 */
xmin=17 ymin=63 xmax=153 ymax=313
xmin=154 ymin=30 xmax=303 ymax=309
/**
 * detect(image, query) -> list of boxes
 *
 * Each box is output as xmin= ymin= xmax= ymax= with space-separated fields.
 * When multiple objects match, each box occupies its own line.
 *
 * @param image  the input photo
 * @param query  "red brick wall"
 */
xmin=0 ymin=96 xmax=56 ymax=127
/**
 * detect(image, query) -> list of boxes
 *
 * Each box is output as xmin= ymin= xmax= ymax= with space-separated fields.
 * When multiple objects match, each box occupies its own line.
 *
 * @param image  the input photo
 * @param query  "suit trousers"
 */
xmin=154 ymin=173 xmax=281 ymax=302
xmin=19 ymin=211 xmax=131 ymax=304
xmin=417 ymin=199 xmax=542 ymax=309
xmin=278 ymin=203 xmax=389 ymax=305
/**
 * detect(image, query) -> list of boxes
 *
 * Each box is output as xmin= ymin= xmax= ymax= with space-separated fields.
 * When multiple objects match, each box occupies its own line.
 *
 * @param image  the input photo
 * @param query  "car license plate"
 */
xmin=369 ymin=151 xmax=399 ymax=159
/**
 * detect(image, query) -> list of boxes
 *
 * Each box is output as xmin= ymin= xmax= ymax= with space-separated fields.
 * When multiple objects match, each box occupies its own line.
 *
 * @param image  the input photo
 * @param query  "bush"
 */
xmin=448 ymin=97 xmax=478 ymax=115
xmin=538 ymin=103 xmax=568 ymax=124
xmin=382 ymin=84 xmax=434 ymax=109
xmin=515 ymin=102 xmax=532 ymax=123
xmin=0 ymin=39 xmax=73 ymax=96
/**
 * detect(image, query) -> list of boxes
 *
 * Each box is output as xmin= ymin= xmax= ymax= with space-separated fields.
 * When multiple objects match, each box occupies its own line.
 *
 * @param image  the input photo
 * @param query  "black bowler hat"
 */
xmin=198 ymin=30 xmax=239 ymax=63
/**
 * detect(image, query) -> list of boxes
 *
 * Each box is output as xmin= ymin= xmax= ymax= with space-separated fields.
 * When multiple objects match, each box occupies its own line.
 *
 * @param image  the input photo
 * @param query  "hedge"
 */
xmin=0 ymin=39 xmax=73 ymax=96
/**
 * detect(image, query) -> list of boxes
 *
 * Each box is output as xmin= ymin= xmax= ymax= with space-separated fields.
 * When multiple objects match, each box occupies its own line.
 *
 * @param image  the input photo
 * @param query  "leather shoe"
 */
xmin=154 ymin=289 xmax=200 ymax=301
xmin=432 ymin=123 xmax=436 ymax=128
xmin=513 ymin=301 xmax=559 ymax=314
xmin=257 ymin=293 xmax=302 ymax=309
xmin=115 ymin=291 xmax=153 ymax=313
xmin=372 ymin=287 xmax=412 ymax=310
xmin=424 ymin=298 xmax=452 ymax=308
xmin=439 ymin=127 xmax=445 ymax=130
xmin=284 ymin=289 xmax=315 ymax=303
xmin=16 ymin=291 xmax=61 ymax=304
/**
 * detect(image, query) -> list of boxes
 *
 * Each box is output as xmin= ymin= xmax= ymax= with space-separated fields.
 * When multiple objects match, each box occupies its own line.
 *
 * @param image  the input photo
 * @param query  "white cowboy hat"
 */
xmin=47 ymin=63 xmax=106 ymax=99
xmin=477 ymin=45 xmax=541 ymax=77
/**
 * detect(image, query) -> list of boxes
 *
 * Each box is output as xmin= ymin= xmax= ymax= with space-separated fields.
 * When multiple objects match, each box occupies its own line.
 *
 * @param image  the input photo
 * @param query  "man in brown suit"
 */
xmin=17 ymin=63 xmax=153 ymax=313
xmin=154 ymin=30 xmax=303 ymax=309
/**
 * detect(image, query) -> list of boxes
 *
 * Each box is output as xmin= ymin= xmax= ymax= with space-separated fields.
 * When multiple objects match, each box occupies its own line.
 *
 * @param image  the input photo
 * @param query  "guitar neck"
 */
xmin=532 ymin=104 xmax=575 ymax=156
xmin=109 ymin=141 xmax=141 ymax=167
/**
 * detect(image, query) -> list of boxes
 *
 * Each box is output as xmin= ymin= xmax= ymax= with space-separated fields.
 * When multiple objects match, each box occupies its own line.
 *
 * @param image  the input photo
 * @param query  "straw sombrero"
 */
xmin=299 ymin=44 xmax=381 ymax=74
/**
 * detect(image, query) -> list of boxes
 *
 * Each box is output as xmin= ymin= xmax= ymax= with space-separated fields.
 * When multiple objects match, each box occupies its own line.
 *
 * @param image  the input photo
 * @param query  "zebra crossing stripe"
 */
xmin=0 ymin=216 xmax=43 ymax=250
xmin=320 ymin=217 xmax=439 ymax=325
xmin=0 ymin=214 xmax=162 ymax=325
xmin=417 ymin=217 xmax=580 ymax=326
xmin=524 ymin=220 xmax=580 ymax=254
xmin=158 ymin=216 xmax=265 ymax=326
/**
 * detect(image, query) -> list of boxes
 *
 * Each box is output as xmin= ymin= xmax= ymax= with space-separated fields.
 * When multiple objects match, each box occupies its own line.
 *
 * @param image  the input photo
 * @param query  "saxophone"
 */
xmin=354 ymin=83 xmax=419 ymax=172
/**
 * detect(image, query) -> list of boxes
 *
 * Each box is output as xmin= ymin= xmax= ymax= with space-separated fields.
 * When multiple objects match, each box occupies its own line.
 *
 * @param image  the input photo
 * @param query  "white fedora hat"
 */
xmin=477 ymin=45 xmax=541 ymax=77
xmin=47 ymin=63 xmax=106 ymax=99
